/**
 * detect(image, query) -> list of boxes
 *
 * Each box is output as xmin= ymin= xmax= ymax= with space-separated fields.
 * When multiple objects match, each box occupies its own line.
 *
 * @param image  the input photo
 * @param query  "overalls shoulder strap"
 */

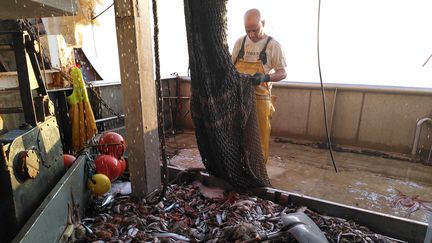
xmin=234 ymin=35 xmax=248 ymax=65
xmin=259 ymin=36 xmax=273 ymax=65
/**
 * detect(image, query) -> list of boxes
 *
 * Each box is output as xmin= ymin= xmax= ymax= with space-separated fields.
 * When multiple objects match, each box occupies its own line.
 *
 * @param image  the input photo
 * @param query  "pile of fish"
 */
xmin=76 ymin=183 xmax=401 ymax=243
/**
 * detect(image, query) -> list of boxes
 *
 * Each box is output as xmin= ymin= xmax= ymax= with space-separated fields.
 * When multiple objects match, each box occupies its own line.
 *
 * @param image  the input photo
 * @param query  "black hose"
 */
xmin=317 ymin=0 xmax=338 ymax=173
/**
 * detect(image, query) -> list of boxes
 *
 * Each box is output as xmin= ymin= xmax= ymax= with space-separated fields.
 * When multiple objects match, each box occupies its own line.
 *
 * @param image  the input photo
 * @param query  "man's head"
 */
xmin=244 ymin=8 xmax=265 ymax=43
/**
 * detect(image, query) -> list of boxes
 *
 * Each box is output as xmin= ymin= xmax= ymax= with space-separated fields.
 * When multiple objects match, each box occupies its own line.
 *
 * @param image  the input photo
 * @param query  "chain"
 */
xmin=61 ymin=71 xmax=122 ymax=117
xmin=87 ymin=82 xmax=122 ymax=117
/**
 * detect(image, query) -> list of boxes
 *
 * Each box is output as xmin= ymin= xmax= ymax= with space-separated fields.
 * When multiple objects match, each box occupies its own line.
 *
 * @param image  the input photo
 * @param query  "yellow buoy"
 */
xmin=87 ymin=174 xmax=111 ymax=195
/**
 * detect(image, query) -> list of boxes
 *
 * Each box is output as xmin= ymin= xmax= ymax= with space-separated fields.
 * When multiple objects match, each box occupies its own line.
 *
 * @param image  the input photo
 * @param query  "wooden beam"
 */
xmin=114 ymin=0 xmax=161 ymax=197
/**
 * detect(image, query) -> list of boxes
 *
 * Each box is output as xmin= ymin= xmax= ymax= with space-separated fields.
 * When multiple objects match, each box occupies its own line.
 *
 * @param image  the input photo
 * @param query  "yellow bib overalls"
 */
xmin=234 ymin=36 xmax=275 ymax=163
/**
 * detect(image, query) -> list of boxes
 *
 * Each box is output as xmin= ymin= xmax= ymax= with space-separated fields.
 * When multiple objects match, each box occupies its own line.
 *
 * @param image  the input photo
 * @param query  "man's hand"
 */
xmin=250 ymin=72 xmax=270 ymax=85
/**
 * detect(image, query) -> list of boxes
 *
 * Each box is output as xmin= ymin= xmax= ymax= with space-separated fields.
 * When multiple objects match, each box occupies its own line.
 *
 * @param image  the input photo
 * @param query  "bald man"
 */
xmin=232 ymin=8 xmax=287 ymax=163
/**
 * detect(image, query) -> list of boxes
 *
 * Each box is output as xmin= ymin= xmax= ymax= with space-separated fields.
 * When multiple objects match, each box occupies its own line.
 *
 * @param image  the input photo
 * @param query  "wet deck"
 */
xmin=166 ymin=131 xmax=432 ymax=223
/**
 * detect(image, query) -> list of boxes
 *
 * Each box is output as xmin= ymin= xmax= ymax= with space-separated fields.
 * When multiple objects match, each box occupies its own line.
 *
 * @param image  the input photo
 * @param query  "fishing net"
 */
xmin=183 ymin=0 xmax=270 ymax=188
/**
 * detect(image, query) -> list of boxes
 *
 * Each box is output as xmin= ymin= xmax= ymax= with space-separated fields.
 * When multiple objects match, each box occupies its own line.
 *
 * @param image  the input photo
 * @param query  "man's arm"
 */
xmin=269 ymin=68 xmax=286 ymax=82
xmin=231 ymin=37 xmax=242 ymax=64
xmin=249 ymin=68 xmax=286 ymax=85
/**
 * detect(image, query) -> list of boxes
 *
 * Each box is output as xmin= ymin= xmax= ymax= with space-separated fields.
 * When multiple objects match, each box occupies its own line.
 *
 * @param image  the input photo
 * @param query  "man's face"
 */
xmin=245 ymin=19 xmax=264 ymax=42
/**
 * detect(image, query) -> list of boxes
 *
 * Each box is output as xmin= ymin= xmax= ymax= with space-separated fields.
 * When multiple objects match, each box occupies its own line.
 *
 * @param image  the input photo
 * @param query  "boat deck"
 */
xmin=166 ymin=131 xmax=432 ymax=223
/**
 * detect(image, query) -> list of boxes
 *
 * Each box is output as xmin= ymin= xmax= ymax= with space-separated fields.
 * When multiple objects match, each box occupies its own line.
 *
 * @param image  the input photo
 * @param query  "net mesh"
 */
xmin=183 ymin=0 xmax=271 ymax=188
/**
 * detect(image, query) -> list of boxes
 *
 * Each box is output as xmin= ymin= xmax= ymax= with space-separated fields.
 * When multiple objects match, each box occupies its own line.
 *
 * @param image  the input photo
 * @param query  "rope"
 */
xmin=317 ymin=0 xmax=338 ymax=173
xmin=92 ymin=3 xmax=114 ymax=20
xmin=148 ymin=0 xmax=169 ymax=204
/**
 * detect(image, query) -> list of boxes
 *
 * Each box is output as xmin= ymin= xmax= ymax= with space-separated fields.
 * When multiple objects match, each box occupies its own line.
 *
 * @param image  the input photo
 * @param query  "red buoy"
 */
xmin=118 ymin=157 xmax=127 ymax=176
xmin=98 ymin=132 xmax=126 ymax=159
xmin=63 ymin=154 xmax=76 ymax=169
xmin=94 ymin=154 xmax=122 ymax=181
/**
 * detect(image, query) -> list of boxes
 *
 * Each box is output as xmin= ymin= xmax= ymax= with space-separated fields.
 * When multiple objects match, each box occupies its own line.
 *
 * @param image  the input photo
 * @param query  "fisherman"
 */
xmin=232 ymin=8 xmax=287 ymax=162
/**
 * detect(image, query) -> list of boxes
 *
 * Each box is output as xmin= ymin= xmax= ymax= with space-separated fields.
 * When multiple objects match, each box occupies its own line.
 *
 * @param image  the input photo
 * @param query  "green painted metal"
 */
xmin=12 ymin=154 xmax=89 ymax=243
xmin=0 ymin=116 xmax=64 ymax=241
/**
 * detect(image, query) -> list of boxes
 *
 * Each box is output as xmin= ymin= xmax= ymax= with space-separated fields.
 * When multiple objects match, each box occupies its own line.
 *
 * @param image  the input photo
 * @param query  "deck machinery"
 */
xmin=0 ymin=20 xmax=64 ymax=241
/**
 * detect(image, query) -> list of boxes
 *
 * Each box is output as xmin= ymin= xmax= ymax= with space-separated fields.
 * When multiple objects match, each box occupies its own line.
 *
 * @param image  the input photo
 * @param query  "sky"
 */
xmin=83 ymin=0 xmax=432 ymax=88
